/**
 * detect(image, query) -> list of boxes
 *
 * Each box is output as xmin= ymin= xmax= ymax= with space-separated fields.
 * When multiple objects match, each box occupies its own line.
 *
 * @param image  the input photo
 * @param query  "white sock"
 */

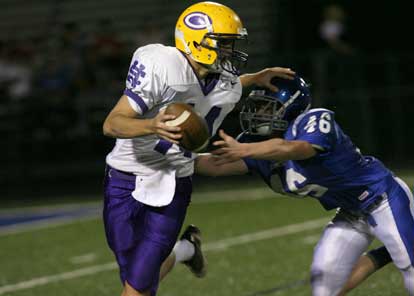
xmin=173 ymin=239 xmax=195 ymax=263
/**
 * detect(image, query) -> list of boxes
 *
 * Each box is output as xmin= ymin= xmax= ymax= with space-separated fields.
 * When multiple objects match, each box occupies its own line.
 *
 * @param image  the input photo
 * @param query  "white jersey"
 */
xmin=106 ymin=44 xmax=242 ymax=206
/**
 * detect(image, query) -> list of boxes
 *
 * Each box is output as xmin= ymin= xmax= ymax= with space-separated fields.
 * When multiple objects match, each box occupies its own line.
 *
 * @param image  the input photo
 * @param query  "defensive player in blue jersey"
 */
xmin=196 ymin=75 xmax=414 ymax=295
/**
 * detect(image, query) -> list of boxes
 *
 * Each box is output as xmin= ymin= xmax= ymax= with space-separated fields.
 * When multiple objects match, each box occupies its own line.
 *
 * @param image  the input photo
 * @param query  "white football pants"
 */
xmin=311 ymin=177 xmax=414 ymax=296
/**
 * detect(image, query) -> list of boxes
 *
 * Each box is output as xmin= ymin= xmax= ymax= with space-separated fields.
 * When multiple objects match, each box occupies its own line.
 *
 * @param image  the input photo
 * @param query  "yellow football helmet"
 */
xmin=175 ymin=1 xmax=248 ymax=74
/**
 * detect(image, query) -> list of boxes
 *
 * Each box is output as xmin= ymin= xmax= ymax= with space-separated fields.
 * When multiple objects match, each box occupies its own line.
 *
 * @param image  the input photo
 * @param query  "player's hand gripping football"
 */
xmin=151 ymin=109 xmax=182 ymax=144
xmin=211 ymin=130 xmax=247 ymax=165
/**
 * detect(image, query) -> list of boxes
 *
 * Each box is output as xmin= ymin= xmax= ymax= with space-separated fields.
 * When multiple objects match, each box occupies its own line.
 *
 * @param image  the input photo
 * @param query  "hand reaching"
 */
xmin=211 ymin=130 xmax=248 ymax=165
xmin=253 ymin=67 xmax=296 ymax=92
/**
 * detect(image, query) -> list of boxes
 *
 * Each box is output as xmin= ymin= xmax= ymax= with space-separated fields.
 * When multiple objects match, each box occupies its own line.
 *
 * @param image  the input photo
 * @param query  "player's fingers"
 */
xmin=218 ymin=129 xmax=229 ymax=139
xmin=212 ymin=140 xmax=227 ymax=147
xmin=283 ymin=68 xmax=296 ymax=76
xmin=210 ymin=147 xmax=226 ymax=155
xmin=219 ymin=129 xmax=235 ymax=143
xmin=279 ymin=73 xmax=295 ymax=79
xmin=160 ymin=114 xmax=177 ymax=122
xmin=158 ymin=129 xmax=182 ymax=139
xmin=168 ymin=132 xmax=182 ymax=140
xmin=266 ymin=84 xmax=279 ymax=92
xmin=276 ymin=67 xmax=295 ymax=76
xmin=156 ymin=108 xmax=169 ymax=120
xmin=269 ymin=67 xmax=296 ymax=79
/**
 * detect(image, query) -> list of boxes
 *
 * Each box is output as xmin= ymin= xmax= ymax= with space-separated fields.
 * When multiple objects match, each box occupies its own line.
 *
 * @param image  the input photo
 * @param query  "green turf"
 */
xmin=0 ymin=185 xmax=409 ymax=296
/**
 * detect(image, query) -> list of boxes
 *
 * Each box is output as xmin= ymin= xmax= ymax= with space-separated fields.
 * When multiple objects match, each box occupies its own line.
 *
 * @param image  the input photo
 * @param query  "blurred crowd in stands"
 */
xmin=0 ymin=5 xmax=354 ymax=143
xmin=0 ymin=19 xmax=168 ymax=143
xmin=1 ymin=20 xmax=126 ymax=101
xmin=0 ymin=3 xmax=411 ymax=168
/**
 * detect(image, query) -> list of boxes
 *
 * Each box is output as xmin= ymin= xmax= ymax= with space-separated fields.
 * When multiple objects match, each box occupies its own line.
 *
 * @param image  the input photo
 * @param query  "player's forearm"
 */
xmin=195 ymin=155 xmax=219 ymax=176
xmin=244 ymin=139 xmax=316 ymax=161
xmin=103 ymin=114 xmax=153 ymax=138
xmin=195 ymin=155 xmax=248 ymax=176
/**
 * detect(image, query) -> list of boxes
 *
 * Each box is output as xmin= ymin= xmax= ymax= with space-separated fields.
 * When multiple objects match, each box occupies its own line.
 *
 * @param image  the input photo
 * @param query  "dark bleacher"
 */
xmin=1 ymin=1 xmax=414 ymax=200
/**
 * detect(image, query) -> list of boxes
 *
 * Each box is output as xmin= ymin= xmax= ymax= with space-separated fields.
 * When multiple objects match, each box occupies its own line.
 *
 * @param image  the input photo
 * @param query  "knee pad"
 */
xmin=366 ymin=246 xmax=392 ymax=269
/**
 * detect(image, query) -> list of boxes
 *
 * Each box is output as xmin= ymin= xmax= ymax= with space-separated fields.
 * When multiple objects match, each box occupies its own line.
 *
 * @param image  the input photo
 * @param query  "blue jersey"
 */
xmin=242 ymin=108 xmax=395 ymax=212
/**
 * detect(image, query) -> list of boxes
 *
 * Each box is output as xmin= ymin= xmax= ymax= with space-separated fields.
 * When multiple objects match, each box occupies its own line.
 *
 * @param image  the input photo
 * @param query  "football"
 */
xmin=165 ymin=102 xmax=210 ymax=152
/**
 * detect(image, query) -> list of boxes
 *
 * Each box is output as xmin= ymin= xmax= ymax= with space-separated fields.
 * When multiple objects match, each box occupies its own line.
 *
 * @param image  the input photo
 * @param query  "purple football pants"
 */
xmin=103 ymin=167 xmax=192 ymax=295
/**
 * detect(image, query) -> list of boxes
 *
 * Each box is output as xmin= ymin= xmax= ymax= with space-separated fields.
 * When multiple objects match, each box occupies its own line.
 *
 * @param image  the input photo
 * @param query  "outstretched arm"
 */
xmin=211 ymin=130 xmax=317 ymax=164
xmin=240 ymin=67 xmax=295 ymax=91
xmin=195 ymin=154 xmax=248 ymax=177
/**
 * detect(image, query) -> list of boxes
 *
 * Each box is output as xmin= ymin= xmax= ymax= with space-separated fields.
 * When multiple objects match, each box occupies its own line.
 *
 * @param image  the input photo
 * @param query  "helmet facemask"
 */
xmin=240 ymin=76 xmax=312 ymax=136
xmin=240 ymin=91 xmax=289 ymax=136
xmin=199 ymin=31 xmax=248 ymax=75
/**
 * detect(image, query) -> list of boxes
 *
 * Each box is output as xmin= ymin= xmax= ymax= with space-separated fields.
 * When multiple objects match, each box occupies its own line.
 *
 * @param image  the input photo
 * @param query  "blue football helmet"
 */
xmin=240 ymin=75 xmax=312 ymax=136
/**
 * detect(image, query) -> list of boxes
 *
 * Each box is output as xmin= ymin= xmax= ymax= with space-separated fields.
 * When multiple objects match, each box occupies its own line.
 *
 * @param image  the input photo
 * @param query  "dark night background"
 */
xmin=1 ymin=0 xmax=413 ymax=203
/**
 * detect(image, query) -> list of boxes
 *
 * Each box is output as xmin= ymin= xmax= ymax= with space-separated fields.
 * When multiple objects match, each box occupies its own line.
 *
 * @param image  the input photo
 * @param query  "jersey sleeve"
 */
xmin=292 ymin=109 xmax=338 ymax=152
xmin=123 ymin=48 xmax=168 ymax=114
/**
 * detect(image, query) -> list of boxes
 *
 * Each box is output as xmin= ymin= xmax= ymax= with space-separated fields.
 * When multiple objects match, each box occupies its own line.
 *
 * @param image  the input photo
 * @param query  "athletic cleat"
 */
xmin=180 ymin=224 xmax=207 ymax=278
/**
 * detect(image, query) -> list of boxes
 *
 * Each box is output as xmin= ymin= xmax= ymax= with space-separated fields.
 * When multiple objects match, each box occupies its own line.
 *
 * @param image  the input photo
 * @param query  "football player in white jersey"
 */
xmin=102 ymin=2 xmax=295 ymax=296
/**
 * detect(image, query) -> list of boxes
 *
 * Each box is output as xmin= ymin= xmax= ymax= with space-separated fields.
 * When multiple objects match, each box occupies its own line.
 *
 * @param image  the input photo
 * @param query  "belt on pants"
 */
xmin=106 ymin=166 xmax=136 ymax=182
xmin=345 ymin=192 xmax=388 ymax=218
xmin=364 ymin=192 xmax=388 ymax=213
xmin=106 ymin=166 xmax=193 ymax=182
